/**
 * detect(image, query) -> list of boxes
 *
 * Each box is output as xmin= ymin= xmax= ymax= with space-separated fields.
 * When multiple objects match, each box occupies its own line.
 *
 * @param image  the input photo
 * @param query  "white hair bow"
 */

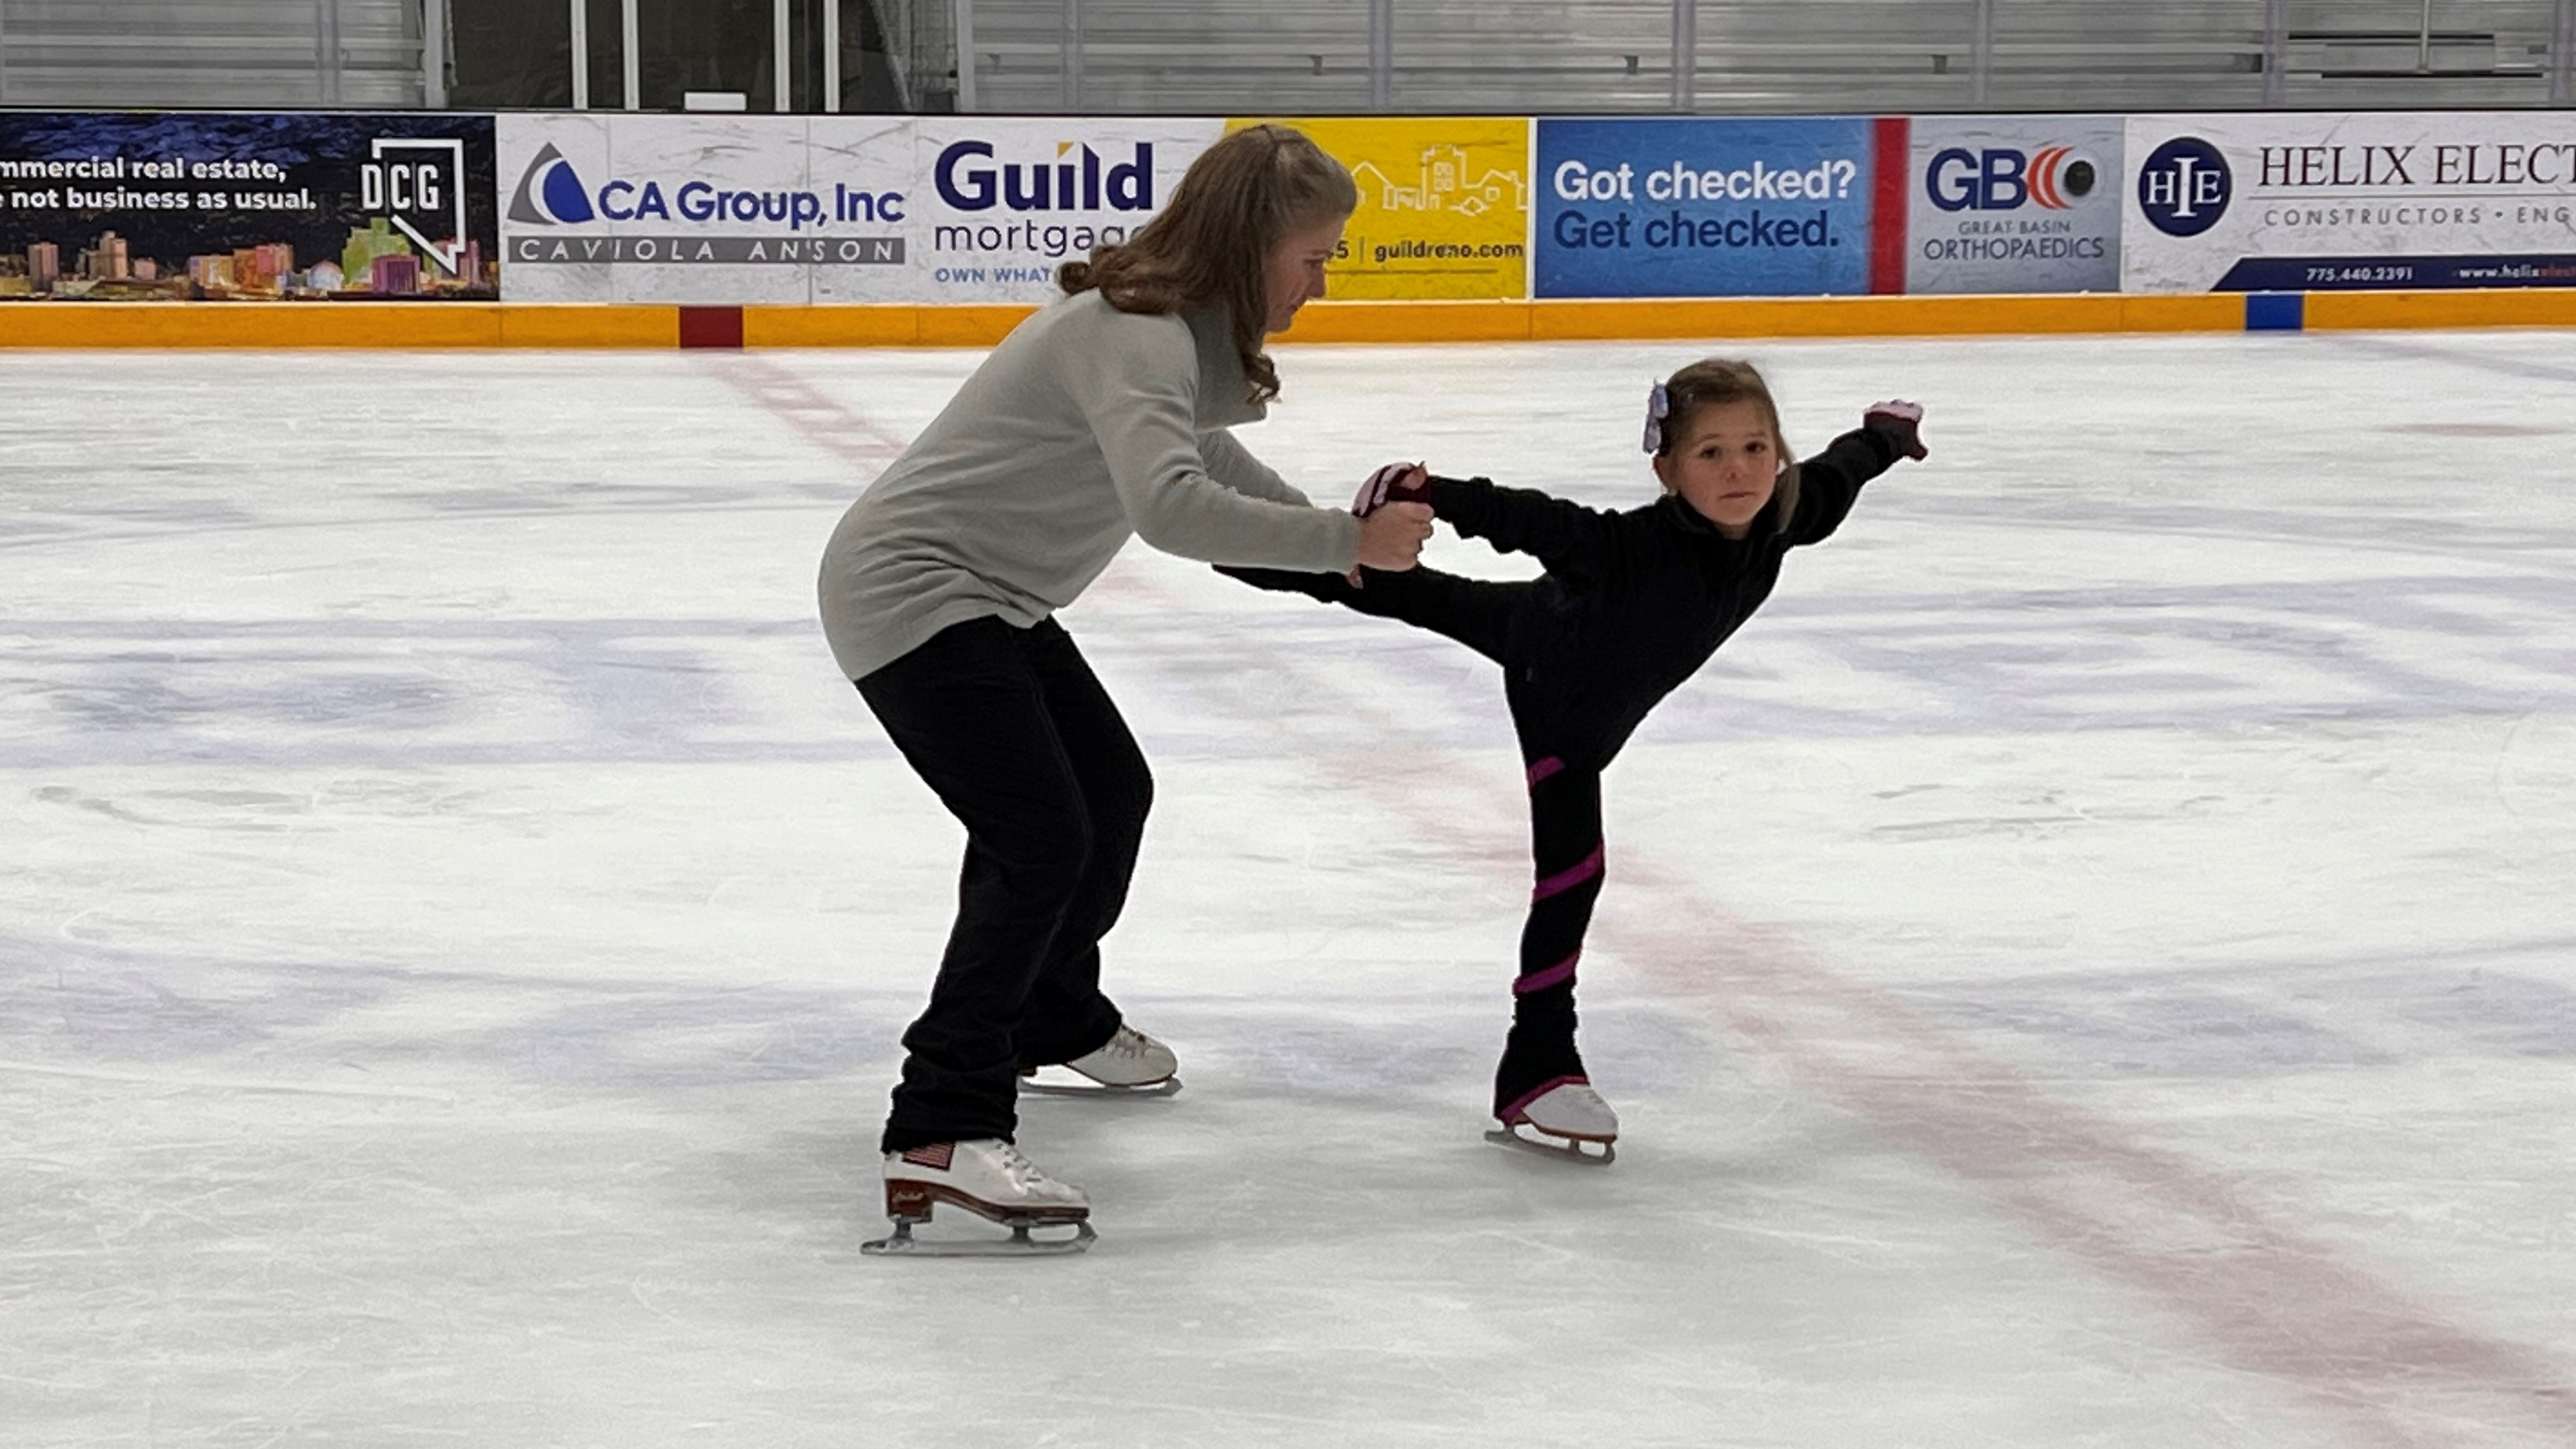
xmin=1641 ymin=381 xmax=1670 ymax=454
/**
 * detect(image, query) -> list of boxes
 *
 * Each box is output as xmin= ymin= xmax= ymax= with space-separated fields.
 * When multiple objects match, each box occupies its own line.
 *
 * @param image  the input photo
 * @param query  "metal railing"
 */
xmin=0 ymin=0 xmax=2567 ymax=112
xmin=0 ymin=0 xmax=428 ymax=108
xmin=928 ymin=0 xmax=2576 ymax=114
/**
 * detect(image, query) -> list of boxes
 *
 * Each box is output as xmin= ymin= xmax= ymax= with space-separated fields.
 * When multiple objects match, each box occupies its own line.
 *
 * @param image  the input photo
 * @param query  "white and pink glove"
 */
xmin=1350 ymin=461 xmax=1432 ymax=517
xmin=1863 ymin=400 xmax=1929 ymax=461
xmin=1348 ymin=462 xmax=1432 ymax=586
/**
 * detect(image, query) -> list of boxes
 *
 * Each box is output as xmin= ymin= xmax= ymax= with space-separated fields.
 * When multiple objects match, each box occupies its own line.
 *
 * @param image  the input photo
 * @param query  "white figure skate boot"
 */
xmin=1020 ymin=1025 xmax=1181 ymax=1096
xmin=1487 ymin=1080 xmax=1619 ymax=1165
xmin=862 ymin=1138 xmax=1095 ymax=1256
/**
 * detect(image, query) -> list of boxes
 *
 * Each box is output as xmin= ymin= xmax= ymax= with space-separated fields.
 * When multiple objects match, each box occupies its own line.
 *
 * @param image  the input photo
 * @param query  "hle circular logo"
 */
xmin=2137 ymin=137 xmax=2232 ymax=237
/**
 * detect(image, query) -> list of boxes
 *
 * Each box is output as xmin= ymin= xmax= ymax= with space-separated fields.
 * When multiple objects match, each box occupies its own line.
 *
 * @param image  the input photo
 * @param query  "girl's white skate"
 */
xmin=862 ymin=1139 xmax=1097 ymax=1256
xmin=1018 ymin=1025 xmax=1182 ymax=1097
xmin=1486 ymin=1080 xmax=1619 ymax=1165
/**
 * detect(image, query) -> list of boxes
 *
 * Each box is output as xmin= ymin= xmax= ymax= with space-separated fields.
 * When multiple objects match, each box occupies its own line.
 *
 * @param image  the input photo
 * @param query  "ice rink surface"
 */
xmin=4 ymin=327 xmax=2574 ymax=1448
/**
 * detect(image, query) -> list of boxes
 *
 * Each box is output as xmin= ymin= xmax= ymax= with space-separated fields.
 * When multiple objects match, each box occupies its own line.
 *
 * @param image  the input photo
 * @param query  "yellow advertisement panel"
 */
xmin=1231 ymin=116 xmax=1531 ymax=301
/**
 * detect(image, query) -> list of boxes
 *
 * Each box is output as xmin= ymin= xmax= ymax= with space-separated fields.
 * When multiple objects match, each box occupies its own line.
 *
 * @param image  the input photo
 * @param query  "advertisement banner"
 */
xmin=497 ymin=114 xmax=1223 ymax=304
xmin=498 ymin=114 xmax=909 ymax=304
xmin=0 ymin=111 xmax=497 ymax=301
xmin=1905 ymin=116 xmax=2122 ymax=295
xmin=1533 ymin=117 xmax=1874 ymax=299
xmin=1231 ymin=116 xmax=1529 ymax=301
xmin=2124 ymin=112 xmax=2576 ymax=292
xmin=907 ymin=118 xmax=1223 ymax=302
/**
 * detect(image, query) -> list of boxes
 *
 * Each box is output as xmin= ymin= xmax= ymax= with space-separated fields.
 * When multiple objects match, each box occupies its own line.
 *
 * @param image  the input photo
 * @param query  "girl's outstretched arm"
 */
xmin=1783 ymin=401 xmax=1927 ymax=546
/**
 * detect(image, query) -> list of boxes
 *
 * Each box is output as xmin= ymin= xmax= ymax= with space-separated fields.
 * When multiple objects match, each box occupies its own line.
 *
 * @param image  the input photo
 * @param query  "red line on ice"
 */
xmin=752 ymin=360 xmax=2576 ymax=1448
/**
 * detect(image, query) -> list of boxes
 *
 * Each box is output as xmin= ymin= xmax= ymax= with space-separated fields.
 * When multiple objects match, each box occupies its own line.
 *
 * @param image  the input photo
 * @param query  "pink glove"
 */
xmin=1863 ymin=400 xmax=1928 ymax=461
xmin=1350 ymin=461 xmax=1431 ymax=518
xmin=1349 ymin=462 xmax=1430 ymax=585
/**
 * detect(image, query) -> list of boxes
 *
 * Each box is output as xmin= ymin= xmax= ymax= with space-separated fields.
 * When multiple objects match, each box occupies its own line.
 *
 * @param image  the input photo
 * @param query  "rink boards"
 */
xmin=6 ymin=286 xmax=2576 ymax=348
xmin=7 ymin=107 xmax=2576 ymax=344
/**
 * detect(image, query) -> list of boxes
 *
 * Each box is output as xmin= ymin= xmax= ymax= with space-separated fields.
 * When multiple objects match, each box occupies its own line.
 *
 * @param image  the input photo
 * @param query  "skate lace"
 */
xmin=991 ymin=1141 xmax=1056 ymax=1191
xmin=1103 ymin=1026 xmax=1150 ymax=1059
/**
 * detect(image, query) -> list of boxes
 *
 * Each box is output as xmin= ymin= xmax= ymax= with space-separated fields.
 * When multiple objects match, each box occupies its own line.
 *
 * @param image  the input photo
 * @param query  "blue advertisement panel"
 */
xmin=1534 ymin=117 xmax=1874 ymax=299
xmin=0 ymin=112 xmax=498 ymax=300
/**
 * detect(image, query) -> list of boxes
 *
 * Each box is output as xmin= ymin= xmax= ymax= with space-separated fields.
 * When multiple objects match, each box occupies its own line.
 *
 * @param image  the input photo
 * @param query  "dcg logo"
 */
xmin=2137 ymin=137 xmax=2232 ymax=237
xmin=363 ymin=137 xmax=470 ymax=275
xmin=1925 ymin=146 xmax=2098 ymax=211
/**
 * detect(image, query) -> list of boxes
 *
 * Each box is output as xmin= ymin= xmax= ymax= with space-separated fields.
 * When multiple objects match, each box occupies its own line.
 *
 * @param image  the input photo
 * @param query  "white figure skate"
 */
xmin=861 ymin=1139 xmax=1097 ymax=1256
xmin=1486 ymin=1080 xmax=1619 ymax=1165
xmin=1019 ymin=1025 xmax=1181 ymax=1098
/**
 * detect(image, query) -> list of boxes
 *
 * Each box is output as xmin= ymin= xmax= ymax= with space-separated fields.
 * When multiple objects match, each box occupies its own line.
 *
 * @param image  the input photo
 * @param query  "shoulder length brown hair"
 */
xmin=1059 ymin=124 xmax=1356 ymax=404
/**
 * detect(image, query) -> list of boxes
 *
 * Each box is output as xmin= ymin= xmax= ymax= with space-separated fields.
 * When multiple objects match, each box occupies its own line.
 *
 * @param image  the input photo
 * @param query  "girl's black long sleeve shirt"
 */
xmin=1422 ymin=424 xmax=1906 ymax=762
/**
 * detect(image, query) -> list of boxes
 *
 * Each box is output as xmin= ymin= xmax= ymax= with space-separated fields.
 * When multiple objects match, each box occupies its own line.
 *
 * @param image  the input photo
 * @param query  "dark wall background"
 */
xmin=445 ymin=0 xmax=907 ymax=112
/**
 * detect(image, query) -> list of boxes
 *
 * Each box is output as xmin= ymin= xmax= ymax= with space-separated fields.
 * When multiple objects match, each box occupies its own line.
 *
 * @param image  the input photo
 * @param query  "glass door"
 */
xmin=633 ymin=0 xmax=785 ymax=111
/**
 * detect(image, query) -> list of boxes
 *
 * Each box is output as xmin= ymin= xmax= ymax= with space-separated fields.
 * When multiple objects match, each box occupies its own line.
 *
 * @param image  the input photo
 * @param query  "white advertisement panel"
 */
xmin=2124 ymin=112 xmax=2576 ymax=293
xmin=497 ymin=114 xmax=1224 ymax=303
xmin=498 ymin=114 xmax=908 ymax=303
xmin=1905 ymin=115 xmax=2122 ymax=295
xmin=905 ymin=117 xmax=1224 ymax=302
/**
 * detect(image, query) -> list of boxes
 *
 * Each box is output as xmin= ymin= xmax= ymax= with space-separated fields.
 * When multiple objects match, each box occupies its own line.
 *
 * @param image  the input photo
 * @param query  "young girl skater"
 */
xmin=1223 ymin=360 xmax=1927 ymax=1162
xmin=819 ymin=125 xmax=1436 ymax=1253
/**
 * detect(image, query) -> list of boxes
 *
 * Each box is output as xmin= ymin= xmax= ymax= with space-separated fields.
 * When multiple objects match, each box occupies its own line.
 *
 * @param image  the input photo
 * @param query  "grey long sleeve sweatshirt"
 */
xmin=817 ymin=289 xmax=1364 ymax=682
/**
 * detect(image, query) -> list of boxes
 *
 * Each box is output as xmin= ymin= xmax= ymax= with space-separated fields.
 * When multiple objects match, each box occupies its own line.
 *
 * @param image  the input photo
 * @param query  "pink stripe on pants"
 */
xmin=1514 ymin=952 xmax=1580 ymax=995
xmin=1532 ymin=845 xmax=1603 ymax=902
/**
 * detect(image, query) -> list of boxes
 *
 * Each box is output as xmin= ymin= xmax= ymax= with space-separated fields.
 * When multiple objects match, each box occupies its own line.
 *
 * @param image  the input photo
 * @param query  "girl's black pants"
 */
xmin=1221 ymin=565 xmax=1605 ymax=1116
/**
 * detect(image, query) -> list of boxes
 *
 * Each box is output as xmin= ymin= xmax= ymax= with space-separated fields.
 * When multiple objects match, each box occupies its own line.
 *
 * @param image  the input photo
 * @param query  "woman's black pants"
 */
xmin=855 ymin=615 xmax=1148 ymax=1154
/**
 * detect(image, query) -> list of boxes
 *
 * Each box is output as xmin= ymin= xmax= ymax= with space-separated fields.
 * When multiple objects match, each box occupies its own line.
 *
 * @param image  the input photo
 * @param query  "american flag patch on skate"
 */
xmin=898 ymin=1142 xmax=955 ymax=1170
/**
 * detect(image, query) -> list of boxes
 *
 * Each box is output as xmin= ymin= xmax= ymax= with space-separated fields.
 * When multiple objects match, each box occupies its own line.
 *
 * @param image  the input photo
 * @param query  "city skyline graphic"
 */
xmin=0 ymin=111 xmax=498 ymax=300
xmin=1349 ymin=145 xmax=1529 ymax=218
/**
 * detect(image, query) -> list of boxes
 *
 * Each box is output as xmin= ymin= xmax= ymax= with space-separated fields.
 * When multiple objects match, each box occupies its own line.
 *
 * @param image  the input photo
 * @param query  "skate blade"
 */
xmin=1485 ymin=1124 xmax=1617 ymax=1166
xmin=1017 ymin=1070 xmax=1181 ymax=1098
xmin=861 ymin=1216 xmax=1097 ymax=1257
